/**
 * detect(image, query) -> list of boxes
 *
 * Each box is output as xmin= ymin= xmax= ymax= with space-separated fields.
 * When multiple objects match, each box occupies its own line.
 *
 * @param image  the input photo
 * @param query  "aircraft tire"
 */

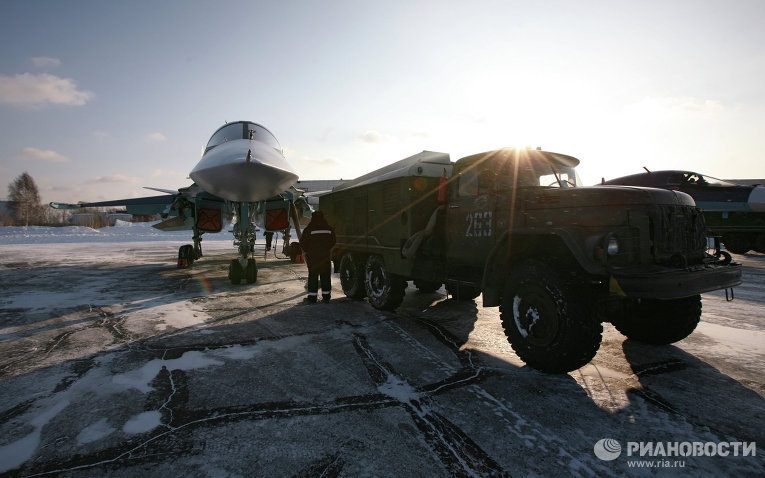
xmin=288 ymin=242 xmax=302 ymax=262
xmin=177 ymin=244 xmax=194 ymax=268
xmin=245 ymin=259 xmax=258 ymax=284
xmin=500 ymin=260 xmax=601 ymax=373
xmin=611 ymin=295 xmax=701 ymax=345
xmin=229 ymin=259 xmax=243 ymax=285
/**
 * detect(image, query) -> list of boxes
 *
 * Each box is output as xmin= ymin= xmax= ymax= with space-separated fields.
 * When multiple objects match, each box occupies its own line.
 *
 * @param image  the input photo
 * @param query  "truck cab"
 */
xmin=442 ymin=149 xmax=580 ymax=293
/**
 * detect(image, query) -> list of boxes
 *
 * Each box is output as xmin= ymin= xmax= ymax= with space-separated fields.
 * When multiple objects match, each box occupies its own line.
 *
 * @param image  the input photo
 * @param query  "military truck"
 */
xmin=319 ymin=148 xmax=742 ymax=373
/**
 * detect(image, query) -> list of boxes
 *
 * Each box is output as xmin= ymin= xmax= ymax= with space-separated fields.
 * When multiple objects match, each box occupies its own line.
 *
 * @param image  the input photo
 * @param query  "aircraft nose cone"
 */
xmin=749 ymin=186 xmax=765 ymax=212
xmin=190 ymin=139 xmax=298 ymax=202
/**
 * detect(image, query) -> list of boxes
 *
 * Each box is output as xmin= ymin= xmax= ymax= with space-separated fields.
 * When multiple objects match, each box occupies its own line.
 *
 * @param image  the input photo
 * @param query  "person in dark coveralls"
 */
xmin=300 ymin=211 xmax=336 ymax=303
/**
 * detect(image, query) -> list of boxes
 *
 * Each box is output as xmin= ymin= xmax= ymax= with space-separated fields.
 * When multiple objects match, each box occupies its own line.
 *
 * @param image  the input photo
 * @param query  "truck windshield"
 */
xmin=538 ymin=165 xmax=580 ymax=188
xmin=457 ymin=149 xmax=582 ymax=196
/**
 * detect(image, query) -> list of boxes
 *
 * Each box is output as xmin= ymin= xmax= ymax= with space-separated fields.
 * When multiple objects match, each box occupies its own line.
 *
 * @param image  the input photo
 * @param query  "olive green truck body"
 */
xmin=319 ymin=148 xmax=742 ymax=373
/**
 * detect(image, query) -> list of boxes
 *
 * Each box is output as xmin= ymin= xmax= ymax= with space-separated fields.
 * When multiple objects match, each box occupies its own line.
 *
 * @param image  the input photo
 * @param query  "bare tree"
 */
xmin=7 ymin=172 xmax=44 ymax=226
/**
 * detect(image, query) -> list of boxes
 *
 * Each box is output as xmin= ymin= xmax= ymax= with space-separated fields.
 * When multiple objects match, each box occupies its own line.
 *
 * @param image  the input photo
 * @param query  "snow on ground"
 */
xmin=0 ymin=220 xmax=302 ymax=245
xmin=0 ymin=225 xmax=763 ymax=476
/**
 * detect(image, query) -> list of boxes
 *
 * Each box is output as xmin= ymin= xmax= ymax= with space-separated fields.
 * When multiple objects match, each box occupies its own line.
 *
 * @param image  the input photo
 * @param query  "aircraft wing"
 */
xmin=50 ymin=194 xmax=176 ymax=216
xmin=50 ymin=183 xmax=232 ymax=232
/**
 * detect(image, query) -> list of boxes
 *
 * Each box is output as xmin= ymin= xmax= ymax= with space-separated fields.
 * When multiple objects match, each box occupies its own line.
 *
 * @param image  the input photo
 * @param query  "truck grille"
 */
xmin=652 ymin=205 xmax=707 ymax=266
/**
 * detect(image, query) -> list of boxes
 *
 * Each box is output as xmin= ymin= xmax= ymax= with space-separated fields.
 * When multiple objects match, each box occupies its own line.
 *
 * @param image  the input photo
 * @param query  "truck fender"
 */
xmin=480 ymin=229 xmax=599 ymax=307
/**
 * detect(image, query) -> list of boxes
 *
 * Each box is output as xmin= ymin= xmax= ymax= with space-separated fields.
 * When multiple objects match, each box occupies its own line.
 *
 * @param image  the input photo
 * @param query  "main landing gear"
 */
xmin=177 ymin=227 xmax=204 ymax=269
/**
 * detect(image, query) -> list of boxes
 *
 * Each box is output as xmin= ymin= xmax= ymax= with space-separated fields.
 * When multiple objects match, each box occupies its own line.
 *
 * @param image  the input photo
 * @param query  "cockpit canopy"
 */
xmin=204 ymin=121 xmax=282 ymax=156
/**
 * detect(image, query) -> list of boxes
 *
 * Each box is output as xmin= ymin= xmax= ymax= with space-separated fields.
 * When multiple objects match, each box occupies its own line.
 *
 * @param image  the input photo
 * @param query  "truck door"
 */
xmin=352 ymin=190 xmax=369 ymax=247
xmin=445 ymin=167 xmax=496 ymax=280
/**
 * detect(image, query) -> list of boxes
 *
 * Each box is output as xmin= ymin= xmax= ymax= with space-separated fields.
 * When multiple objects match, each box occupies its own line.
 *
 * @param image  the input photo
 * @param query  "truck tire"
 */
xmin=500 ymin=260 xmax=602 ymax=373
xmin=722 ymin=234 xmax=752 ymax=255
xmin=446 ymin=283 xmax=481 ymax=301
xmin=364 ymin=255 xmax=406 ymax=310
xmin=339 ymin=252 xmax=366 ymax=299
xmin=611 ymin=295 xmax=701 ymax=345
xmin=414 ymin=279 xmax=441 ymax=293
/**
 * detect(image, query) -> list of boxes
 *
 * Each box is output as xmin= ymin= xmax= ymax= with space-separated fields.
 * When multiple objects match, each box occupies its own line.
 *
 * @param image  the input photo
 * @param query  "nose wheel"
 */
xmin=229 ymin=258 xmax=257 ymax=284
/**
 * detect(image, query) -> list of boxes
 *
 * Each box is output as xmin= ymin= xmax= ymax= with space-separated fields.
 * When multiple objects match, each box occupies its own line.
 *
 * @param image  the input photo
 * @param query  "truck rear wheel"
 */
xmin=500 ymin=260 xmax=602 ymax=373
xmin=611 ymin=295 xmax=701 ymax=345
xmin=364 ymin=255 xmax=406 ymax=310
xmin=339 ymin=252 xmax=366 ymax=299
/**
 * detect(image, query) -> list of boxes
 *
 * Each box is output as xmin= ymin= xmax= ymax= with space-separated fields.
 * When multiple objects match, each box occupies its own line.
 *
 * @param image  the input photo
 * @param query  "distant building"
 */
xmin=293 ymin=180 xmax=345 ymax=194
xmin=68 ymin=212 xmax=133 ymax=227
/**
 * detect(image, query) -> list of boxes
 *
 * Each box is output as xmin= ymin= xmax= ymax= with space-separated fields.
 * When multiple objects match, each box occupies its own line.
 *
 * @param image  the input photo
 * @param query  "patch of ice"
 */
xmin=0 ymin=431 xmax=40 ymax=474
xmin=76 ymin=418 xmax=116 ymax=444
xmin=695 ymin=322 xmax=765 ymax=352
xmin=112 ymin=350 xmax=224 ymax=393
xmin=0 ymin=400 xmax=70 ymax=473
xmin=122 ymin=411 xmax=162 ymax=434
xmin=152 ymin=301 xmax=208 ymax=330
xmin=377 ymin=375 xmax=421 ymax=403
xmin=216 ymin=344 xmax=257 ymax=360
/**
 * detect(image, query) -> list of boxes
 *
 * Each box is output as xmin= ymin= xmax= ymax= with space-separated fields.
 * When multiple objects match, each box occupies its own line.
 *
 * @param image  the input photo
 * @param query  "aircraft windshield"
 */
xmin=204 ymin=122 xmax=282 ymax=154
xmin=684 ymin=173 xmax=737 ymax=187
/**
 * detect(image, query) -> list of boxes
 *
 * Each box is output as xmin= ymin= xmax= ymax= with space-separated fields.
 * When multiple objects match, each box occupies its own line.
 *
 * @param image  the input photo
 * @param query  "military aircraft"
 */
xmin=602 ymin=169 xmax=765 ymax=254
xmin=51 ymin=121 xmax=310 ymax=284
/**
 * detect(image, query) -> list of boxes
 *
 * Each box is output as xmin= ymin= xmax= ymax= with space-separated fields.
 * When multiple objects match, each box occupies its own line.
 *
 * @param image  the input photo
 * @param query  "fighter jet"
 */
xmin=602 ymin=169 xmax=765 ymax=254
xmin=51 ymin=121 xmax=310 ymax=284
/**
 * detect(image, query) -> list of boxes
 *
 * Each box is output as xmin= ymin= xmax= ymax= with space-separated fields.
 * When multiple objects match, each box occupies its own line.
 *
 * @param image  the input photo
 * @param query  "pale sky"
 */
xmin=1 ymin=0 xmax=763 ymax=203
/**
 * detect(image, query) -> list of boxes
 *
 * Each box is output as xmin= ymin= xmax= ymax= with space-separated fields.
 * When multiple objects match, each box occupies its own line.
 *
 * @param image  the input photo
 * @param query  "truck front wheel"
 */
xmin=364 ymin=255 xmax=406 ymax=310
xmin=339 ymin=252 xmax=366 ymax=299
xmin=611 ymin=296 xmax=701 ymax=345
xmin=500 ymin=260 xmax=602 ymax=373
